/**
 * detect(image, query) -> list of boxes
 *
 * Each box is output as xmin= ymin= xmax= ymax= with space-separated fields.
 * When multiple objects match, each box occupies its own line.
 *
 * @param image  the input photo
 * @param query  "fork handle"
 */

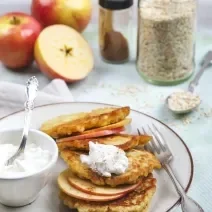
xmin=163 ymin=164 xmax=204 ymax=212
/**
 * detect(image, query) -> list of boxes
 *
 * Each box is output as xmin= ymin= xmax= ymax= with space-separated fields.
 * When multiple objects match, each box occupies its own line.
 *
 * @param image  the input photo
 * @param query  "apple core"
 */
xmin=60 ymin=45 xmax=73 ymax=56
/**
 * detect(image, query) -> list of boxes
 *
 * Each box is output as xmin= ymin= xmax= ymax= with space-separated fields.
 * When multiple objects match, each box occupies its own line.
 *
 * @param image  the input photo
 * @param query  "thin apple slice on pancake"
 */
xmin=58 ymin=169 xmax=126 ymax=202
xmin=67 ymin=170 xmax=141 ymax=196
xmin=57 ymin=134 xmax=152 ymax=151
xmin=80 ymin=118 xmax=131 ymax=134
xmin=56 ymin=127 xmax=124 ymax=143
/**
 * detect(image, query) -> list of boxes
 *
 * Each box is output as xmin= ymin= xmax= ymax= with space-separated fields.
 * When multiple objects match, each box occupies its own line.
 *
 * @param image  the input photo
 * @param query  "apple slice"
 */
xmin=81 ymin=118 xmax=131 ymax=135
xmin=34 ymin=24 xmax=94 ymax=82
xmin=58 ymin=169 xmax=125 ymax=201
xmin=56 ymin=127 xmax=124 ymax=143
xmin=68 ymin=171 xmax=141 ymax=196
xmin=57 ymin=134 xmax=152 ymax=152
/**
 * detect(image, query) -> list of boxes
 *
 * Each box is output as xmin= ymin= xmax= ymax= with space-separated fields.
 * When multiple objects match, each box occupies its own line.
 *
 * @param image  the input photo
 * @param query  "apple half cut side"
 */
xmin=56 ymin=127 xmax=125 ymax=143
xmin=68 ymin=171 xmax=141 ymax=196
xmin=58 ymin=169 xmax=125 ymax=202
xmin=34 ymin=24 xmax=94 ymax=82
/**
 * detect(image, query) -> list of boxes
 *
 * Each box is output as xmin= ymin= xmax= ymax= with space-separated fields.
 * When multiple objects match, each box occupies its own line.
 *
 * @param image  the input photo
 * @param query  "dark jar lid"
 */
xmin=99 ymin=0 xmax=133 ymax=10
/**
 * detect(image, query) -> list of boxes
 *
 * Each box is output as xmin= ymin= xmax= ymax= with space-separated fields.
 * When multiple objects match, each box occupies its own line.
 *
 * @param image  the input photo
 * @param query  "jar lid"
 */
xmin=99 ymin=0 xmax=133 ymax=10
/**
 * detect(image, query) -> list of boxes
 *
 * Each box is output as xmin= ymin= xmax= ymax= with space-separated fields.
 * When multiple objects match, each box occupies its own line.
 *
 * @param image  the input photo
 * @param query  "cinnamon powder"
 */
xmin=99 ymin=8 xmax=129 ymax=63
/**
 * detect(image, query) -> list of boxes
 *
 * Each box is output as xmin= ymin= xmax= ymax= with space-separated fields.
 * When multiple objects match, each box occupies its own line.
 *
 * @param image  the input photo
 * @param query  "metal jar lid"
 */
xmin=99 ymin=0 xmax=133 ymax=10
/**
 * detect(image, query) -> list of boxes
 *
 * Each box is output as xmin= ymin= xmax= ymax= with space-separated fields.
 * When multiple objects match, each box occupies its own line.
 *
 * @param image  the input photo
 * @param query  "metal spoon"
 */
xmin=5 ymin=76 xmax=39 ymax=166
xmin=166 ymin=50 xmax=212 ymax=114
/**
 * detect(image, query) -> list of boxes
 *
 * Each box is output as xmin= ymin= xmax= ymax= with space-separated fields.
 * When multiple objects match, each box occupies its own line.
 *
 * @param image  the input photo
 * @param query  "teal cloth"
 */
xmin=175 ymin=145 xmax=212 ymax=212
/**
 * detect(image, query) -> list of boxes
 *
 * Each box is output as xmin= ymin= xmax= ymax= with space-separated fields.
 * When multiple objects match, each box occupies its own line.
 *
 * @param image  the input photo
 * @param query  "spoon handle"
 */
xmin=22 ymin=76 xmax=39 ymax=143
xmin=163 ymin=165 xmax=204 ymax=212
xmin=25 ymin=76 xmax=39 ymax=110
xmin=188 ymin=51 xmax=212 ymax=93
xmin=4 ymin=77 xmax=39 ymax=166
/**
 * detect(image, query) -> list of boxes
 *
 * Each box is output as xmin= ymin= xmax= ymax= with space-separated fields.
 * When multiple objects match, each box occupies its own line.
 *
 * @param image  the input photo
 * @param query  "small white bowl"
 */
xmin=0 ymin=128 xmax=58 ymax=207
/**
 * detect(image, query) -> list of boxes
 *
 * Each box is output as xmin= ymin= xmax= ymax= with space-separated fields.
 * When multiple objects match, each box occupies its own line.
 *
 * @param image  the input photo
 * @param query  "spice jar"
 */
xmin=137 ymin=0 xmax=197 ymax=85
xmin=99 ymin=0 xmax=133 ymax=63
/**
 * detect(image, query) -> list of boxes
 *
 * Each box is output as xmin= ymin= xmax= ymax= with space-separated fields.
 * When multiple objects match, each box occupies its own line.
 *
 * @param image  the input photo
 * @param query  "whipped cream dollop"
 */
xmin=80 ymin=142 xmax=129 ymax=177
xmin=0 ymin=143 xmax=52 ymax=177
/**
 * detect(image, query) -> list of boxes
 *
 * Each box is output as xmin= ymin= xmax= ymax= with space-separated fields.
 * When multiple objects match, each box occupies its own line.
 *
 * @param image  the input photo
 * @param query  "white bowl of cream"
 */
xmin=0 ymin=128 xmax=58 ymax=207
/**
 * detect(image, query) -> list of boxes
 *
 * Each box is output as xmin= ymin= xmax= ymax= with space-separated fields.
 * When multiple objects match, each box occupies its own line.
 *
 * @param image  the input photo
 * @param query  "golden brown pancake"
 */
xmin=40 ymin=106 xmax=130 ymax=138
xmin=59 ymin=173 xmax=156 ymax=212
xmin=60 ymin=149 xmax=161 ymax=187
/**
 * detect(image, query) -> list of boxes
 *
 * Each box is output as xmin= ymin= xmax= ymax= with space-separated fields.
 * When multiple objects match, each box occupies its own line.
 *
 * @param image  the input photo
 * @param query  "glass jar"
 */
xmin=136 ymin=0 xmax=197 ymax=85
xmin=99 ymin=0 xmax=133 ymax=64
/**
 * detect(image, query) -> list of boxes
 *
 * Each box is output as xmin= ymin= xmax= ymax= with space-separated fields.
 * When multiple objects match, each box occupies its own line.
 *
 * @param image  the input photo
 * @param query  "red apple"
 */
xmin=34 ymin=24 xmax=94 ymax=82
xmin=31 ymin=0 xmax=92 ymax=32
xmin=0 ymin=12 xmax=42 ymax=69
xmin=56 ymin=127 xmax=125 ymax=143
xmin=58 ymin=169 xmax=125 ymax=202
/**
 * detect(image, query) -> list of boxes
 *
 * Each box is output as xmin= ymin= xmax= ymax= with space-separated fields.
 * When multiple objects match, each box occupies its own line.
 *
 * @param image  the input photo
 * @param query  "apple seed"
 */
xmin=60 ymin=45 xmax=73 ymax=56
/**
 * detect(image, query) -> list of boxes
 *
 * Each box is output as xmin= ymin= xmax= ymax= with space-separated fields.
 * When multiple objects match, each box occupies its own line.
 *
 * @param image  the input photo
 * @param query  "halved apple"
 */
xmin=68 ymin=171 xmax=141 ymax=196
xmin=58 ymin=169 xmax=125 ymax=201
xmin=56 ymin=127 xmax=124 ymax=143
xmin=34 ymin=24 xmax=94 ymax=82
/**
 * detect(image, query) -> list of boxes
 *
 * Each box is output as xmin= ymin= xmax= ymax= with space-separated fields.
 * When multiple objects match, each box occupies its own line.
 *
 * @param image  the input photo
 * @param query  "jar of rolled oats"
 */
xmin=136 ymin=0 xmax=196 ymax=85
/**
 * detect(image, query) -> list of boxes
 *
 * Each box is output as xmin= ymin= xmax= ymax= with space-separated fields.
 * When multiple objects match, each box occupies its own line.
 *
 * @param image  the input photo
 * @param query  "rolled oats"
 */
xmin=168 ymin=91 xmax=200 ymax=111
xmin=137 ymin=0 xmax=196 ymax=84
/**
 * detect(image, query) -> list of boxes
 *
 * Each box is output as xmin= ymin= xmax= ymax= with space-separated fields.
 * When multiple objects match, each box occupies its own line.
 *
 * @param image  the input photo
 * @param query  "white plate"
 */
xmin=0 ymin=102 xmax=193 ymax=212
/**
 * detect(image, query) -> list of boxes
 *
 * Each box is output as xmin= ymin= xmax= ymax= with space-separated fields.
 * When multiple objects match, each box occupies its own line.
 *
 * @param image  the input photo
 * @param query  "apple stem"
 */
xmin=10 ymin=16 xmax=20 ymax=25
xmin=60 ymin=45 xmax=73 ymax=56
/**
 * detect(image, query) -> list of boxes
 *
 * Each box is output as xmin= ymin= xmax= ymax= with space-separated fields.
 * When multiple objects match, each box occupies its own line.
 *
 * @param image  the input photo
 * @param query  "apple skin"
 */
xmin=0 ymin=12 xmax=42 ymax=69
xmin=31 ymin=0 xmax=92 ymax=32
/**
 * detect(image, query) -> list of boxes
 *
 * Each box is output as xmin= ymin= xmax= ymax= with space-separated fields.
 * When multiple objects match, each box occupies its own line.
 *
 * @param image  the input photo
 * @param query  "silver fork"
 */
xmin=138 ymin=124 xmax=204 ymax=212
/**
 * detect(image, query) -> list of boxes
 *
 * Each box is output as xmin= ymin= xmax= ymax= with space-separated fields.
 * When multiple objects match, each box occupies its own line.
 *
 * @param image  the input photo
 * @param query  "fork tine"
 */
xmin=152 ymin=124 xmax=168 ymax=152
xmin=138 ymin=128 xmax=153 ymax=152
xmin=137 ymin=128 xmax=141 ymax=135
xmin=142 ymin=127 xmax=146 ymax=134
xmin=145 ymin=143 xmax=154 ymax=153
xmin=147 ymin=125 xmax=160 ymax=154
xmin=143 ymin=145 xmax=148 ymax=151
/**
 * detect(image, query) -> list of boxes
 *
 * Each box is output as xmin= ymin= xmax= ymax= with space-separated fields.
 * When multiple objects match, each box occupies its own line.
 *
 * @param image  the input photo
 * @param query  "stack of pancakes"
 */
xmin=40 ymin=106 xmax=161 ymax=212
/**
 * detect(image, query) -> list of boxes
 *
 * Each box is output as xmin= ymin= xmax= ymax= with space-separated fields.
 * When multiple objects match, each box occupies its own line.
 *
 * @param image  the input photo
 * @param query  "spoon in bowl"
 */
xmin=166 ymin=50 xmax=212 ymax=114
xmin=5 ymin=76 xmax=39 ymax=166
